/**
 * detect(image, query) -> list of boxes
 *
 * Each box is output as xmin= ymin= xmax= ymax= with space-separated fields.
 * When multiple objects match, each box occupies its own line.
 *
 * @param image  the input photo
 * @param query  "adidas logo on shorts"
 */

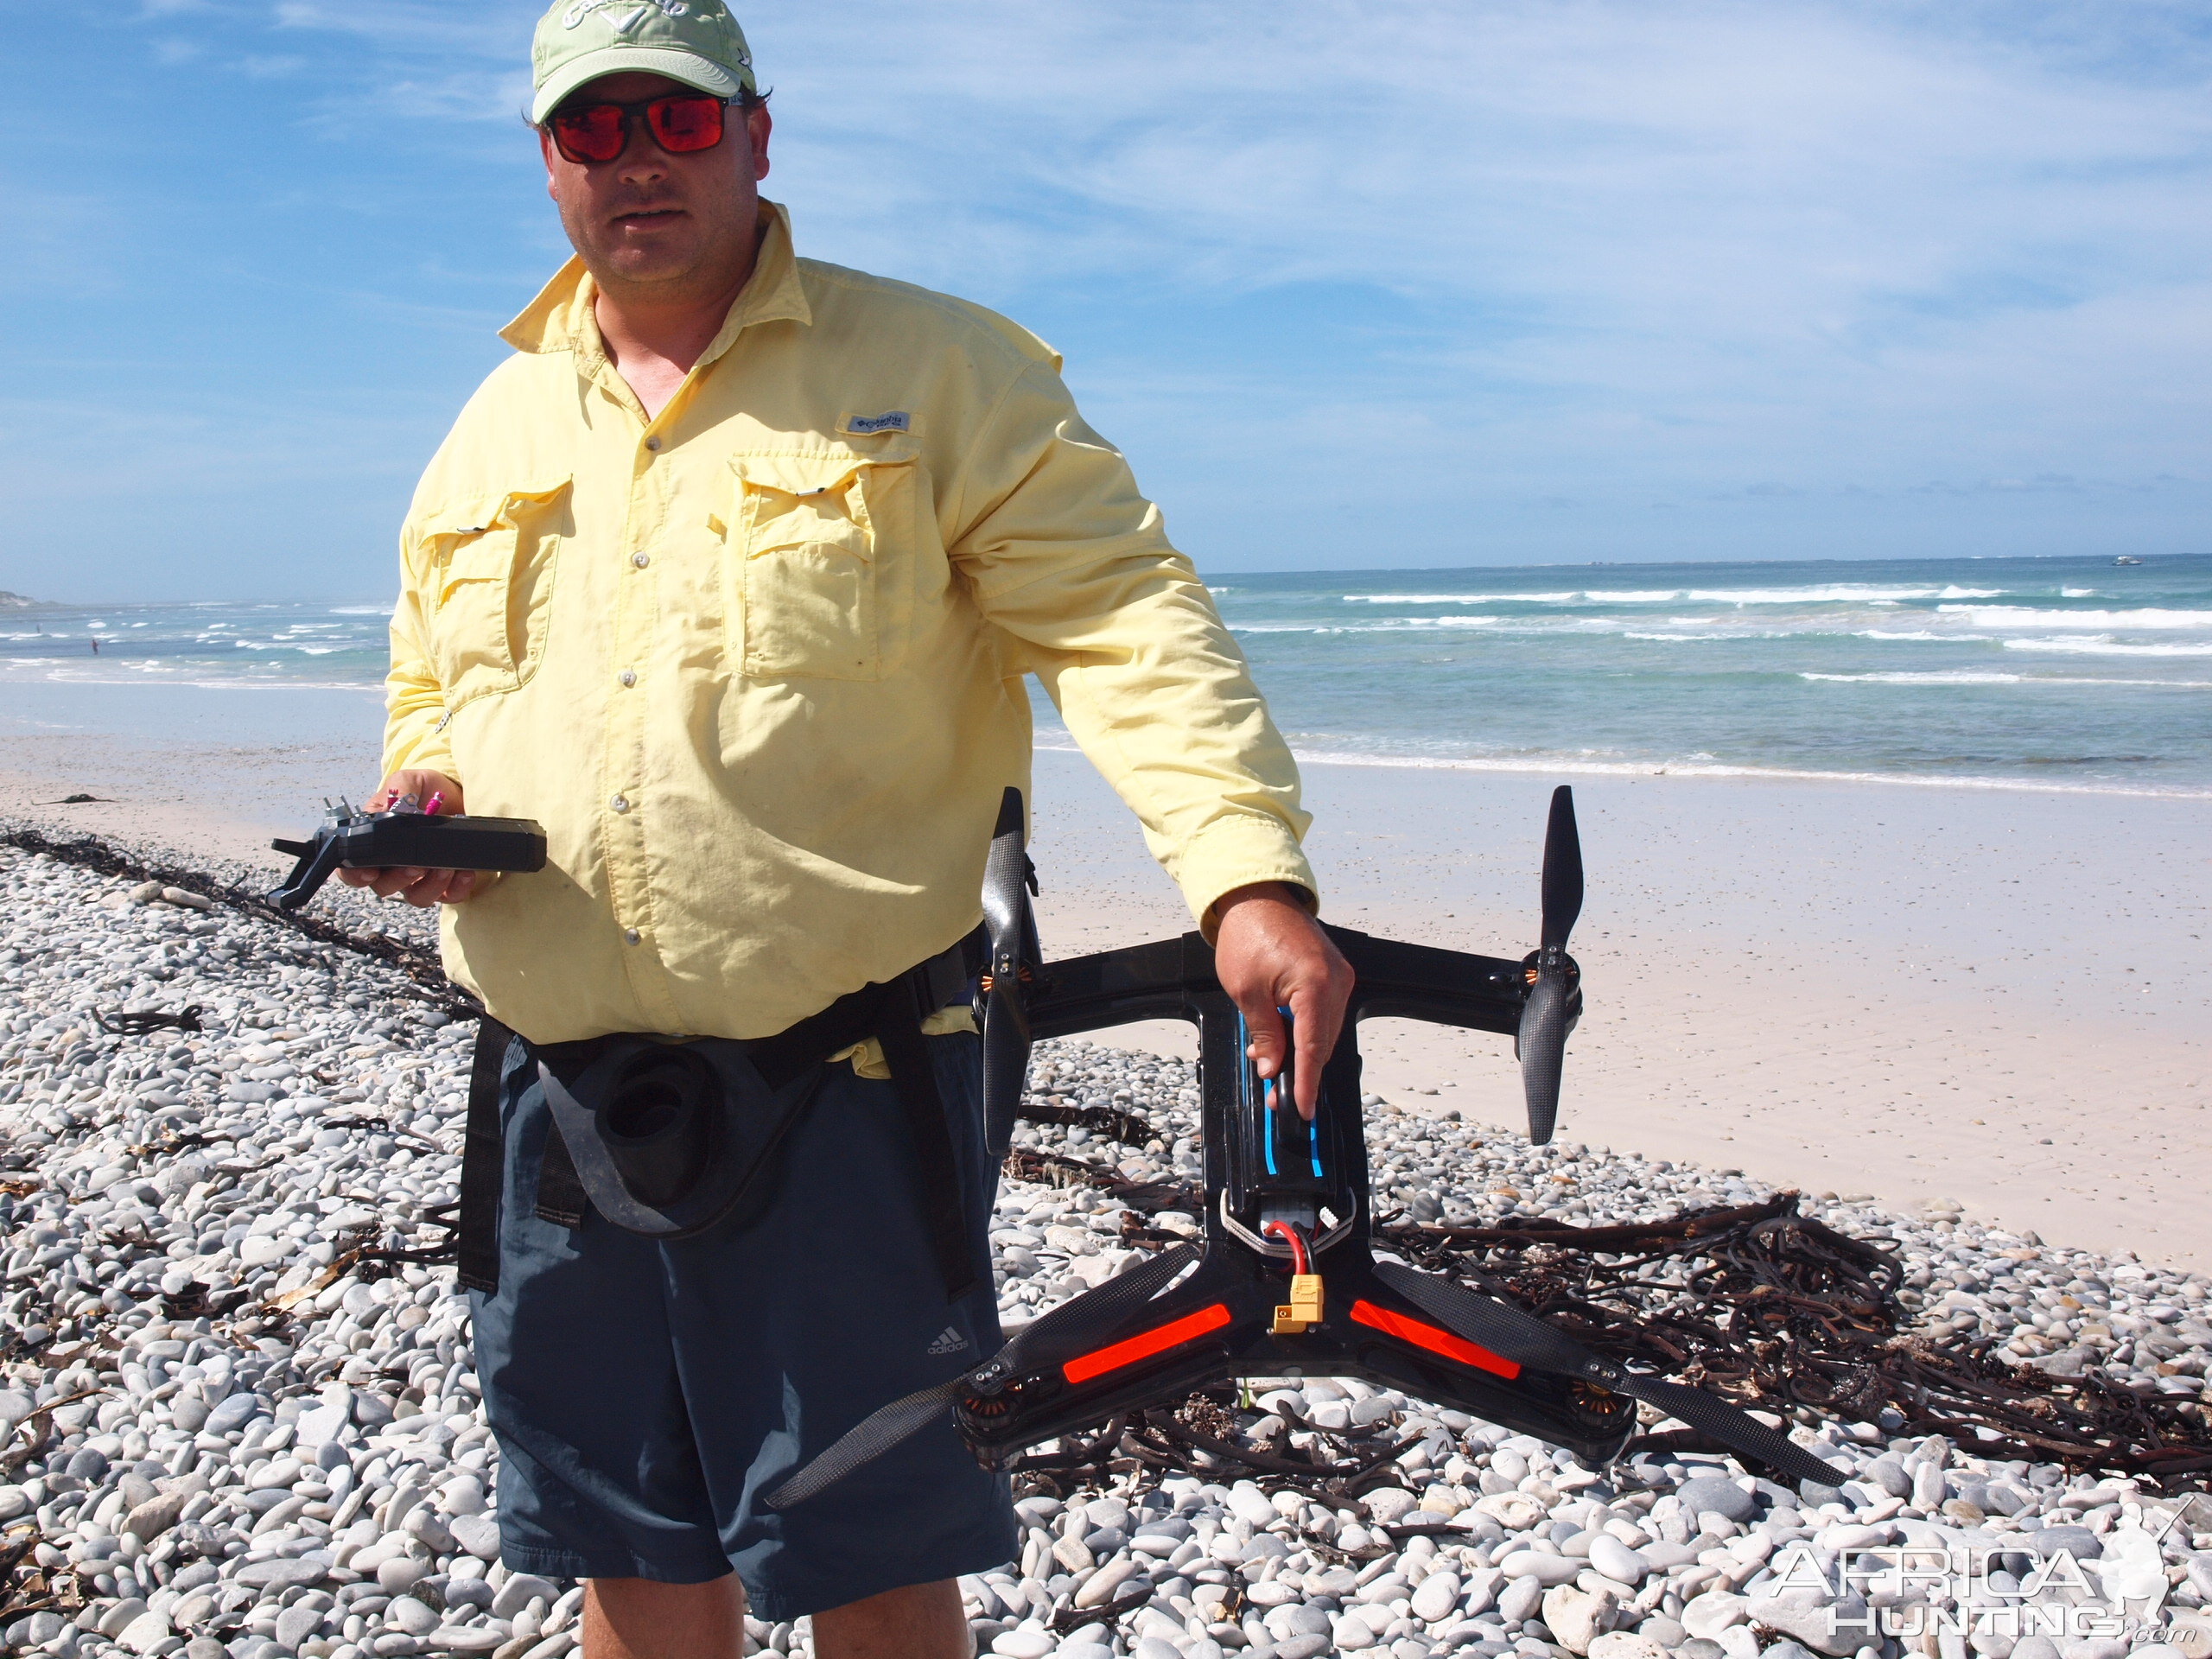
xmin=925 ymin=1326 xmax=971 ymax=1356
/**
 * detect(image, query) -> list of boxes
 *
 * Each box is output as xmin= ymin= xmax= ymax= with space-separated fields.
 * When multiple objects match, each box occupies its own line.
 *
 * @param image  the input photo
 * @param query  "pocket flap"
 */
xmin=732 ymin=450 xmax=916 ymax=560
xmin=730 ymin=443 xmax=918 ymax=498
xmin=423 ymin=481 xmax=571 ymax=580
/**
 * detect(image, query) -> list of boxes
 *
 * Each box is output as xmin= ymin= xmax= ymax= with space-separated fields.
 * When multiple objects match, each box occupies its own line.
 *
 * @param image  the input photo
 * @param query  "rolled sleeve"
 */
xmin=949 ymin=359 xmax=1318 ymax=927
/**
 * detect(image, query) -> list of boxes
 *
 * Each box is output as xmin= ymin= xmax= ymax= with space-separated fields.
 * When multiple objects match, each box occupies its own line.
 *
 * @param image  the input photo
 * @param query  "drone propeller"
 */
xmin=1516 ymin=785 xmax=1583 ymax=1144
xmin=1371 ymin=1261 xmax=1844 ymax=1487
xmin=765 ymin=1243 xmax=1202 ymax=1510
xmin=979 ymin=787 xmax=1040 ymax=1161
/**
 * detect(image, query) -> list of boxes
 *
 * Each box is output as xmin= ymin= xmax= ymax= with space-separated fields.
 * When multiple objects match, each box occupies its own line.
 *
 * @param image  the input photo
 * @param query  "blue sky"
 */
xmin=3 ymin=1 xmax=2208 ymax=601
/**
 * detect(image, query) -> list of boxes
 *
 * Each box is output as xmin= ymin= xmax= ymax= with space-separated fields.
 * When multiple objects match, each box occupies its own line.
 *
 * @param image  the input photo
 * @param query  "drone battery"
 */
xmin=1225 ymin=1008 xmax=1348 ymax=1253
xmin=333 ymin=814 xmax=548 ymax=874
xmin=1266 ymin=1090 xmax=1326 ymax=1188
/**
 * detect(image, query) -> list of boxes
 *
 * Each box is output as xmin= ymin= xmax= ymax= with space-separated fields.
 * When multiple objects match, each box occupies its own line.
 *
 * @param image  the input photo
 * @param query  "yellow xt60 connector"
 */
xmin=1272 ymin=1274 xmax=1325 ymax=1335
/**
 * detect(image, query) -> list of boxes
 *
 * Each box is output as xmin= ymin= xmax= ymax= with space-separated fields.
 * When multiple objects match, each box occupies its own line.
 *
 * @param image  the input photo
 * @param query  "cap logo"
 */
xmin=562 ymin=0 xmax=691 ymax=29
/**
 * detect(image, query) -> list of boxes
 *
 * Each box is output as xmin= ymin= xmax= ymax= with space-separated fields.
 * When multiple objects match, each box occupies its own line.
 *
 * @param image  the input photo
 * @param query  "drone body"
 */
xmin=766 ymin=789 xmax=1840 ymax=1511
xmin=953 ymin=923 xmax=1628 ymax=1470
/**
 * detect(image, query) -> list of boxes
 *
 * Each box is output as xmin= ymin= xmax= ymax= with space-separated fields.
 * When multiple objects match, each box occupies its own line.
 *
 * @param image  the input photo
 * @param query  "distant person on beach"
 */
xmin=338 ymin=4 xmax=1351 ymax=1656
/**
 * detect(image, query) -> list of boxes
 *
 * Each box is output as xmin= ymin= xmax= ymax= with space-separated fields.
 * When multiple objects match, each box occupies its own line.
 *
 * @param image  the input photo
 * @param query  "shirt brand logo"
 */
xmin=847 ymin=411 xmax=912 ymax=435
xmin=925 ymin=1326 xmax=970 ymax=1356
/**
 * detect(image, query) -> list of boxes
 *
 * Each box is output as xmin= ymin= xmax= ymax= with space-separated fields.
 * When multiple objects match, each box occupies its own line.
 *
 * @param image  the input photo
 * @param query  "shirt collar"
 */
xmin=499 ymin=199 xmax=812 ymax=363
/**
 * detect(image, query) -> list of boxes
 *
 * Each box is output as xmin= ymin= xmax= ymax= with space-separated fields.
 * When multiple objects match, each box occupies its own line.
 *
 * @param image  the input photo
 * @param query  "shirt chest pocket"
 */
xmin=725 ymin=448 xmax=918 ymax=683
xmin=420 ymin=480 xmax=570 ymax=708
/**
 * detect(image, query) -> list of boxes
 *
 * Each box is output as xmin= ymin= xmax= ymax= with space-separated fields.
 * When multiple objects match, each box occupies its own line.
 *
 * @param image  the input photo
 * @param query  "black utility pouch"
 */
xmin=538 ymin=1037 xmax=828 ymax=1240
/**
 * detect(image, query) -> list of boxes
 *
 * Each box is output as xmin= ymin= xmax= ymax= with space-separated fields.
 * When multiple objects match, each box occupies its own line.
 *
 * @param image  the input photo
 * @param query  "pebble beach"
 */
xmin=3 ymin=831 xmax=2210 ymax=1659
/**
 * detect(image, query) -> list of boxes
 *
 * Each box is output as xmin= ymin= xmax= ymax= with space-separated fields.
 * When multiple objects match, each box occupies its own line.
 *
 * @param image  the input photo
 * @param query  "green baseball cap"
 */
xmin=530 ymin=0 xmax=757 ymax=125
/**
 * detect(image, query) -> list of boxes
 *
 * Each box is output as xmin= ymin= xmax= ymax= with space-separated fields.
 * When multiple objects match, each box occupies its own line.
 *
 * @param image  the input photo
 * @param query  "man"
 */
xmin=343 ymin=4 xmax=1351 ymax=1656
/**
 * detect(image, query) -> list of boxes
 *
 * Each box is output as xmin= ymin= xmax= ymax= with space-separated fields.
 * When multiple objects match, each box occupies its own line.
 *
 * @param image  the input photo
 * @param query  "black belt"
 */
xmin=456 ymin=931 xmax=986 ymax=1300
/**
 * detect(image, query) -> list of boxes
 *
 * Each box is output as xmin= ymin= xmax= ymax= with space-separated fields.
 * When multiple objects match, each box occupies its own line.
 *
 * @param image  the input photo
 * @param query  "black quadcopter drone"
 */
xmin=766 ymin=786 xmax=1840 ymax=1510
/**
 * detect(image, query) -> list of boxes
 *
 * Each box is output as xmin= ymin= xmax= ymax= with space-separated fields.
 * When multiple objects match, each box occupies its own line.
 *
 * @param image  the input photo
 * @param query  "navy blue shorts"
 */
xmin=471 ymin=1028 xmax=1017 ymax=1621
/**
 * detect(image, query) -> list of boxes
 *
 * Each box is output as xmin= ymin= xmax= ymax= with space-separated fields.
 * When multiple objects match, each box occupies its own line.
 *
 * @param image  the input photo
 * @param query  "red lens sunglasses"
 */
xmin=547 ymin=92 xmax=736 ymax=165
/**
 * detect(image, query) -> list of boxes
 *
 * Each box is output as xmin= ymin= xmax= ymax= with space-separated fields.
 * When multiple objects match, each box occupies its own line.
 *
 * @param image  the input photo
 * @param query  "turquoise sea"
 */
xmin=5 ymin=553 xmax=2209 ymax=797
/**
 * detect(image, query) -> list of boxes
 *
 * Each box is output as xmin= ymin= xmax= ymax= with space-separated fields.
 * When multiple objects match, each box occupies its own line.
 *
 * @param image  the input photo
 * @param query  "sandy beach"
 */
xmin=3 ymin=702 xmax=2206 ymax=1269
xmin=1023 ymin=748 xmax=2211 ymax=1271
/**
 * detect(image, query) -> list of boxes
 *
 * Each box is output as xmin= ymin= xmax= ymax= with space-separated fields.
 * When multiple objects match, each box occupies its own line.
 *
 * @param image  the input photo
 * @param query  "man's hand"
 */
xmin=1212 ymin=883 xmax=1354 ymax=1120
xmin=334 ymin=769 xmax=480 ymax=907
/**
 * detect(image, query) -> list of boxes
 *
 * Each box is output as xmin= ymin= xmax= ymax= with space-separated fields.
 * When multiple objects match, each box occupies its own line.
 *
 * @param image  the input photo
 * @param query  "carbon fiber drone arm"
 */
xmin=946 ymin=1239 xmax=1642 ymax=1473
xmin=1025 ymin=926 xmax=1571 ymax=1043
xmin=1332 ymin=929 xmax=1565 ymax=1038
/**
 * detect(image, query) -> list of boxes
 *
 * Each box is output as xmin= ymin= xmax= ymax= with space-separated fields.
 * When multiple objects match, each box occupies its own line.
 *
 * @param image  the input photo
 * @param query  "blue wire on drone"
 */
xmin=1239 ymin=1009 xmax=1281 ymax=1177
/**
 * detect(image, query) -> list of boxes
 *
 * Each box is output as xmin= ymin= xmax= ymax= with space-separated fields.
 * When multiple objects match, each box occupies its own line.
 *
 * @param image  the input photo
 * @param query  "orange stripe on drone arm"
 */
xmin=1062 ymin=1304 xmax=1234 ymax=1385
xmin=1349 ymin=1299 xmax=1521 ymax=1379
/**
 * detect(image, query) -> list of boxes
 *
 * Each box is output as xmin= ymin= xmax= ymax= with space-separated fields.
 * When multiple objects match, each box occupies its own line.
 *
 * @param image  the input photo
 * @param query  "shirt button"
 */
xmin=619 ymin=669 xmax=637 ymax=687
xmin=611 ymin=795 xmax=631 ymax=814
xmin=624 ymin=928 xmax=641 ymax=945
xmin=632 ymin=552 xmax=651 ymax=569
xmin=644 ymin=435 xmax=662 ymax=452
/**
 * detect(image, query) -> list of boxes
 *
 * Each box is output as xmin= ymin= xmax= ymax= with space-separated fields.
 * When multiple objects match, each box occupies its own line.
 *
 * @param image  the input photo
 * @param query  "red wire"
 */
xmin=1262 ymin=1219 xmax=1310 ymax=1275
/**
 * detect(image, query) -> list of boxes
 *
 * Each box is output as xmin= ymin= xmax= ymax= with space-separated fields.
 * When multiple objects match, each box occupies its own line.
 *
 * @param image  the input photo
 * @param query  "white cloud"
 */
xmin=757 ymin=4 xmax=2212 ymax=304
xmin=709 ymin=1 xmax=2212 ymax=532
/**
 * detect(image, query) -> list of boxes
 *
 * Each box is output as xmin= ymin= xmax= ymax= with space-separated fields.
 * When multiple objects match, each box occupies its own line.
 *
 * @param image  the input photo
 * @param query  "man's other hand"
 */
xmin=1212 ymin=883 xmax=1354 ymax=1120
xmin=334 ymin=769 xmax=479 ymax=907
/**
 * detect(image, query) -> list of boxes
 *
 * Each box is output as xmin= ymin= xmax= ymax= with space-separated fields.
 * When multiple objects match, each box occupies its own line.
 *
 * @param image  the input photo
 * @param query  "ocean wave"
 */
xmin=231 ymin=640 xmax=372 ymax=654
xmin=1681 ymin=584 xmax=1999 ymax=605
xmin=1800 ymin=671 xmax=2211 ymax=688
xmin=1267 ymin=616 xmax=1883 ymax=641
xmin=0 ymin=666 xmax=382 ymax=692
xmin=1802 ymin=671 xmax=2025 ymax=685
xmin=1267 ymin=616 xmax=1939 ymax=641
xmin=1854 ymin=629 xmax=1992 ymax=642
xmin=327 ymin=605 xmax=391 ymax=614
xmin=1233 ymin=617 xmax=1511 ymax=633
xmin=1342 ymin=591 xmax=1580 ymax=604
xmin=1622 ymin=630 xmax=1799 ymax=642
xmin=1033 ymin=732 xmax=2212 ymax=800
xmin=1937 ymin=606 xmax=2212 ymax=629
xmin=1223 ymin=613 xmax=2212 ymax=662
xmin=1330 ymin=584 xmax=2018 ymax=607
xmin=1285 ymin=748 xmax=2212 ymax=799
xmin=2002 ymin=638 xmax=2212 ymax=658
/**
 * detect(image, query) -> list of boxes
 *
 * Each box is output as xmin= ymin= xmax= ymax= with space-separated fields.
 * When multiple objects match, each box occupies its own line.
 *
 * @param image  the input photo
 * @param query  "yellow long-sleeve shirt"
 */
xmin=384 ymin=202 xmax=1315 ymax=1045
